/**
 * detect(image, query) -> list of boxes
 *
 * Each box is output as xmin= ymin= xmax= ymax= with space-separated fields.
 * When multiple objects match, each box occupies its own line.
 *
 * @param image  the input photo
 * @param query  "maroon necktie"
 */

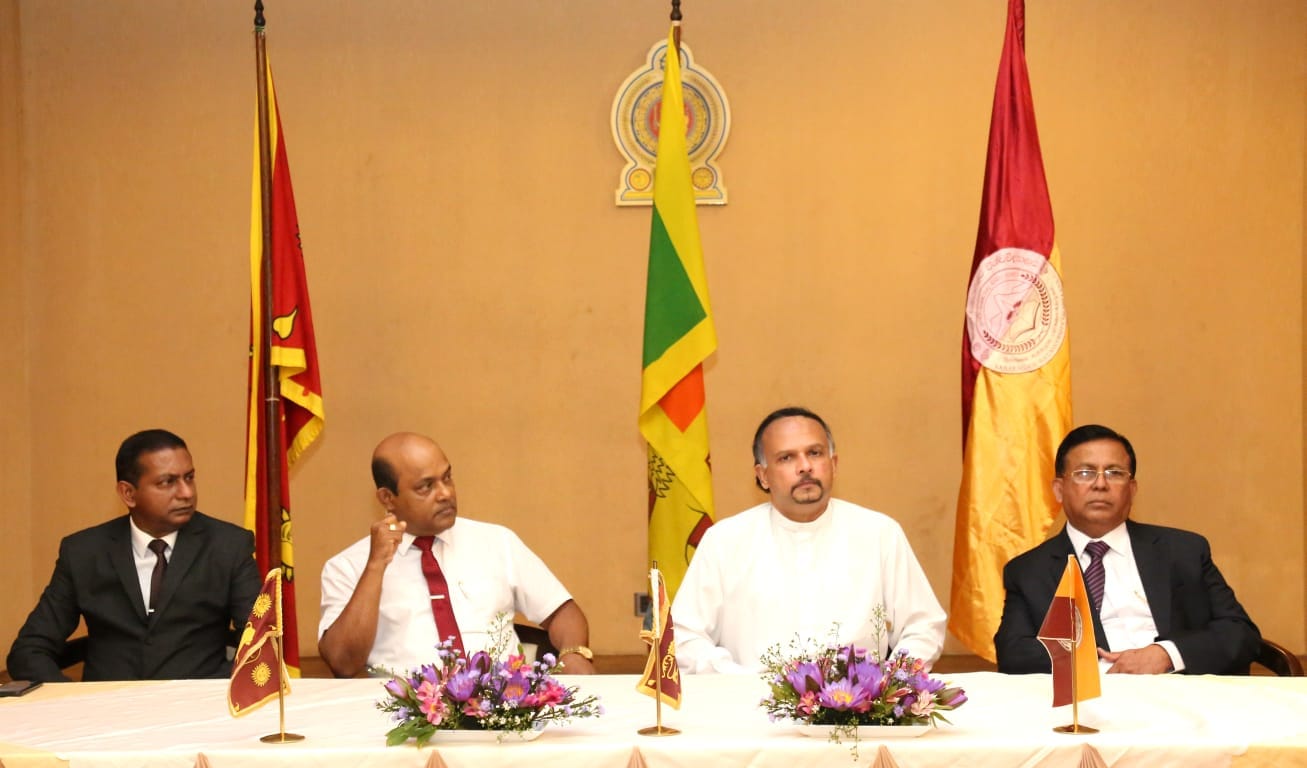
xmin=1083 ymin=540 xmax=1109 ymax=613
xmin=412 ymin=536 xmax=465 ymax=653
xmin=147 ymin=538 xmax=168 ymax=613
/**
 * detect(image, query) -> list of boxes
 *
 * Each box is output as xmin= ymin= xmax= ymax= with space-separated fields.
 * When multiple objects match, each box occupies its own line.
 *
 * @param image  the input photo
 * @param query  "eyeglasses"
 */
xmin=1064 ymin=468 xmax=1133 ymax=485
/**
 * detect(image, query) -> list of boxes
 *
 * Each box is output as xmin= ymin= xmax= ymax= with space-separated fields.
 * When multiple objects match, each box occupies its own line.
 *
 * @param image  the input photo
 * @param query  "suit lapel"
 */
xmin=108 ymin=516 xmax=149 ymax=622
xmin=153 ymin=514 xmax=204 ymax=619
xmin=1129 ymin=522 xmax=1172 ymax=636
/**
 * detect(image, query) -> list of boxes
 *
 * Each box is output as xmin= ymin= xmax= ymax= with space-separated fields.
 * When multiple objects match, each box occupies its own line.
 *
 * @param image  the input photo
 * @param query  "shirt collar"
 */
xmin=396 ymin=523 xmax=458 ymax=555
xmin=128 ymin=516 xmax=179 ymax=558
xmin=1065 ymin=520 xmax=1131 ymax=558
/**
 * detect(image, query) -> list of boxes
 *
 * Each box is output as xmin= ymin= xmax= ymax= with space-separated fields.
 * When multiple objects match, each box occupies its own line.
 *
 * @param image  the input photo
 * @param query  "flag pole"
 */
xmin=670 ymin=0 xmax=681 ymax=49
xmin=1053 ymin=562 xmax=1097 ymax=734
xmin=259 ymin=569 xmax=304 ymax=743
xmin=252 ymin=14 xmax=299 ymax=742
xmin=638 ymin=562 xmax=679 ymax=736
xmin=253 ymin=0 xmax=285 ymax=578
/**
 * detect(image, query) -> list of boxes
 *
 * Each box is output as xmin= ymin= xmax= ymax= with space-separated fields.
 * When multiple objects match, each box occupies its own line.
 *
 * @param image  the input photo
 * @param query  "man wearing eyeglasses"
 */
xmin=994 ymin=424 xmax=1260 ymax=675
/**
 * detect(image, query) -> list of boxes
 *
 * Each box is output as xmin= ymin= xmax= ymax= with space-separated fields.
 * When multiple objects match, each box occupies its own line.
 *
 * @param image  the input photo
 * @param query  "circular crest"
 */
xmin=965 ymin=247 xmax=1067 ymax=373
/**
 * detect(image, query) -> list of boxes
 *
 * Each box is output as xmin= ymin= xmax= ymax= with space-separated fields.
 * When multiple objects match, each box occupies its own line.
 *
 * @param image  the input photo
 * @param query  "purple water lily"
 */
xmin=818 ymin=678 xmax=872 ymax=712
xmin=785 ymin=660 xmax=823 ymax=694
xmin=443 ymin=667 xmax=480 ymax=702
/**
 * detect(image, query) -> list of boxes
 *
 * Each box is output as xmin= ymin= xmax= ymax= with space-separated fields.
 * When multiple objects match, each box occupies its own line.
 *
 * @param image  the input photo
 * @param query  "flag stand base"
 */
xmin=637 ymin=725 xmax=680 ymax=736
xmin=260 ymin=732 xmax=305 ymax=743
xmin=1053 ymin=724 xmax=1098 ymax=734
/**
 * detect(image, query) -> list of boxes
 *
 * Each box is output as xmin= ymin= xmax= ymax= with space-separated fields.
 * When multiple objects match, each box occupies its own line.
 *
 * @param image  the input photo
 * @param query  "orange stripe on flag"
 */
xmin=658 ymin=364 xmax=705 ymax=433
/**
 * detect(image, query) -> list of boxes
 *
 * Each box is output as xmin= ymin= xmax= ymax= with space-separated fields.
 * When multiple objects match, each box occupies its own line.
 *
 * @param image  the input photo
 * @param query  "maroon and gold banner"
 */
xmin=1037 ymin=556 xmax=1100 ymax=708
xmin=635 ymin=567 xmax=681 ymax=709
xmin=245 ymin=60 xmax=325 ymax=677
xmin=950 ymin=0 xmax=1073 ymax=662
xmin=228 ymin=568 xmax=291 ymax=716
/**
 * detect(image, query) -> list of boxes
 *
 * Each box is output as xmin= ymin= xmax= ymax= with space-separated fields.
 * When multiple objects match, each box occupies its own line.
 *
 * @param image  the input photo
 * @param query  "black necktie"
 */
xmin=147 ymin=538 xmax=168 ymax=613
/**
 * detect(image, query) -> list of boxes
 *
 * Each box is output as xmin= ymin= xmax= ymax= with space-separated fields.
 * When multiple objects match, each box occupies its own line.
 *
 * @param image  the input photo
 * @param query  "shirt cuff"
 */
xmin=1156 ymin=640 xmax=1185 ymax=672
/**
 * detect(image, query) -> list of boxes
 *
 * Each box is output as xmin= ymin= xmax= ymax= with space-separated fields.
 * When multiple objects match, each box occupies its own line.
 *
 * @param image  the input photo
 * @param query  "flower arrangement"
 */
xmin=376 ymin=618 xmax=603 ymax=746
xmin=759 ymin=612 xmax=967 ymax=748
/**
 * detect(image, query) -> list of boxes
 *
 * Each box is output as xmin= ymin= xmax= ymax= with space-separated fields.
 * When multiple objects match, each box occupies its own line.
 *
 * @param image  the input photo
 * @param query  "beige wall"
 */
xmin=3 ymin=0 xmax=1304 ymax=660
xmin=1 ymin=0 xmax=35 ymax=648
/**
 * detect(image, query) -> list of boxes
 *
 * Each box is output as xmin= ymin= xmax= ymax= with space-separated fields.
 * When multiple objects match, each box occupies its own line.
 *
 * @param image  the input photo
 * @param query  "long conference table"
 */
xmin=2 ymin=672 xmax=1307 ymax=768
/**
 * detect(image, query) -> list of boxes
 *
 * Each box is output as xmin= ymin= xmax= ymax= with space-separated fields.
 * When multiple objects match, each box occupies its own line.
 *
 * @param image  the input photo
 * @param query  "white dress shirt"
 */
xmin=128 ymin=517 xmax=177 ymax=614
xmin=1066 ymin=522 xmax=1184 ymax=672
xmin=318 ymin=517 xmax=571 ymax=674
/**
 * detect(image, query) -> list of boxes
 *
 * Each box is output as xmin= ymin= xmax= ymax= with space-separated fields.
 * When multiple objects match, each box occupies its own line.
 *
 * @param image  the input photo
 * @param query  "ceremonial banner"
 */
xmin=228 ymin=568 xmax=291 ymax=716
xmin=636 ymin=567 xmax=682 ymax=709
xmin=950 ymin=0 xmax=1072 ymax=662
xmin=245 ymin=60 xmax=325 ymax=676
xmin=1037 ymin=556 xmax=1101 ymax=708
xmin=639 ymin=25 xmax=717 ymax=600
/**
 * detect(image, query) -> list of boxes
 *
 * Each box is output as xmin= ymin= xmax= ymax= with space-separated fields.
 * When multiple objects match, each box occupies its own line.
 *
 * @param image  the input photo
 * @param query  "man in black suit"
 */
xmin=994 ymin=424 xmax=1260 ymax=675
xmin=6 ymin=429 xmax=262 ymax=682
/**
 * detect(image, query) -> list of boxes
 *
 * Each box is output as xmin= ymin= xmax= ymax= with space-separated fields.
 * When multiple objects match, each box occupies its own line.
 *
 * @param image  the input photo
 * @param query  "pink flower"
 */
xmin=796 ymin=690 xmax=821 ymax=716
xmin=534 ymin=680 xmax=567 ymax=706
xmin=909 ymin=694 xmax=936 ymax=717
xmin=414 ymin=680 xmax=448 ymax=726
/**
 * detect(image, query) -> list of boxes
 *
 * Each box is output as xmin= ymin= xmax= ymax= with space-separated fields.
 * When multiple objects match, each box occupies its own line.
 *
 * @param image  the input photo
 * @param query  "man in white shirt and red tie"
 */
xmin=995 ymin=424 xmax=1260 ymax=675
xmin=317 ymin=432 xmax=595 ymax=677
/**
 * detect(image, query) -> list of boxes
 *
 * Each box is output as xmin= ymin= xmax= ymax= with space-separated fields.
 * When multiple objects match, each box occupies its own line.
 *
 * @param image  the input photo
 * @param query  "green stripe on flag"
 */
xmin=642 ymin=205 xmax=707 ymax=369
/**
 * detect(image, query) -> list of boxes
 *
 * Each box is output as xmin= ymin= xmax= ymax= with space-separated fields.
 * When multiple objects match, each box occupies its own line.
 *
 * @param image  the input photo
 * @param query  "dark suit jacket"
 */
xmin=6 ymin=512 xmax=261 ymax=682
xmin=994 ymin=521 xmax=1260 ymax=675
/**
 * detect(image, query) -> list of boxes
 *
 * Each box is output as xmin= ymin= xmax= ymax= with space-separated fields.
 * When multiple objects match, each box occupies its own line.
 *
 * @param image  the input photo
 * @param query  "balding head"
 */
xmin=372 ymin=432 xmax=458 ymax=536
xmin=372 ymin=432 xmax=436 ymax=493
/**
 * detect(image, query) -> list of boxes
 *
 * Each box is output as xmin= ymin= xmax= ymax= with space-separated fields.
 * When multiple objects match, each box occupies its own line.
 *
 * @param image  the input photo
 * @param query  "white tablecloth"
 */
xmin=2 ymin=672 xmax=1306 ymax=768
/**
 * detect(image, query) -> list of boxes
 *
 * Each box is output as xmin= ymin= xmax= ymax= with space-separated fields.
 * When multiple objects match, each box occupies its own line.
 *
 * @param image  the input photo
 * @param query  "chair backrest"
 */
xmin=513 ymin=623 xmax=558 ymax=664
xmin=1254 ymin=639 xmax=1304 ymax=677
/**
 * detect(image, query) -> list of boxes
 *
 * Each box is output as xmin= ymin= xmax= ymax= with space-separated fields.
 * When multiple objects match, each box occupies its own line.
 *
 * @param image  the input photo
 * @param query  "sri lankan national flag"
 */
xmin=1037 ymin=556 xmax=1100 ymax=708
xmin=245 ymin=59 xmax=325 ymax=677
xmin=228 ymin=568 xmax=291 ymax=716
xmin=636 ymin=567 xmax=681 ymax=709
xmin=639 ymin=25 xmax=716 ymax=600
xmin=950 ymin=0 xmax=1072 ymax=662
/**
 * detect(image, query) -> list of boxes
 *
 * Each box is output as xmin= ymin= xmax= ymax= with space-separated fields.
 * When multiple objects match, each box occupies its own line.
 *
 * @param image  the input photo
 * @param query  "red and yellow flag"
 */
xmin=245 ymin=61 xmax=325 ymax=677
xmin=950 ymin=0 xmax=1073 ymax=662
xmin=639 ymin=26 xmax=716 ymax=600
xmin=228 ymin=568 xmax=291 ymax=716
xmin=1037 ymin=556 xmax=1100 ymax=708
xmin=636 ymin=567 xmax=681 ymax=709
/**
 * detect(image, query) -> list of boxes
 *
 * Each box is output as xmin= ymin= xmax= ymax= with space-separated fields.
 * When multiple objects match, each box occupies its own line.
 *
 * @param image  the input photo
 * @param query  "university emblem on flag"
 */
xmin=965 ymin=247 xmax=1066 ymax=373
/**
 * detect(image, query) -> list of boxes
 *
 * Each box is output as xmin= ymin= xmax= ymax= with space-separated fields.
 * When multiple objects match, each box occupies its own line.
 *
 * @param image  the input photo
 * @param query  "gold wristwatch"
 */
xmin=558 ymin=645 xmax=594 ymax=661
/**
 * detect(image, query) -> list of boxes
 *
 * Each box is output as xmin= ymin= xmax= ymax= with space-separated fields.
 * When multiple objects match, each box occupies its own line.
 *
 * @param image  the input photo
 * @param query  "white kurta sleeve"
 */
xmin=671 ymin=526 xmax=750 ymax=674
xmin=883 ymin=525 xmax=947 ymax=665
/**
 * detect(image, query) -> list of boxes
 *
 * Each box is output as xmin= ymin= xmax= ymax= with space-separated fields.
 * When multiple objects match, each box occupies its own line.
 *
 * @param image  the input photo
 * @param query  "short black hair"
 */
xmin=1055 ymin=424 xmax=1137 ymax=476
xmin=372 ymin=455 xmax=399 ymax=494
xmin=115 ymin=429 xmax=188 ymax=484
xmin=752 ymin=407 xmax=836 ymax=491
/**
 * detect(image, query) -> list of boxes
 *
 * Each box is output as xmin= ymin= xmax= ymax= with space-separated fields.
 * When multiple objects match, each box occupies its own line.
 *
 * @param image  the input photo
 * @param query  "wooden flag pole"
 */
xmin=253 ymin=0 xmax=286 ymax=580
